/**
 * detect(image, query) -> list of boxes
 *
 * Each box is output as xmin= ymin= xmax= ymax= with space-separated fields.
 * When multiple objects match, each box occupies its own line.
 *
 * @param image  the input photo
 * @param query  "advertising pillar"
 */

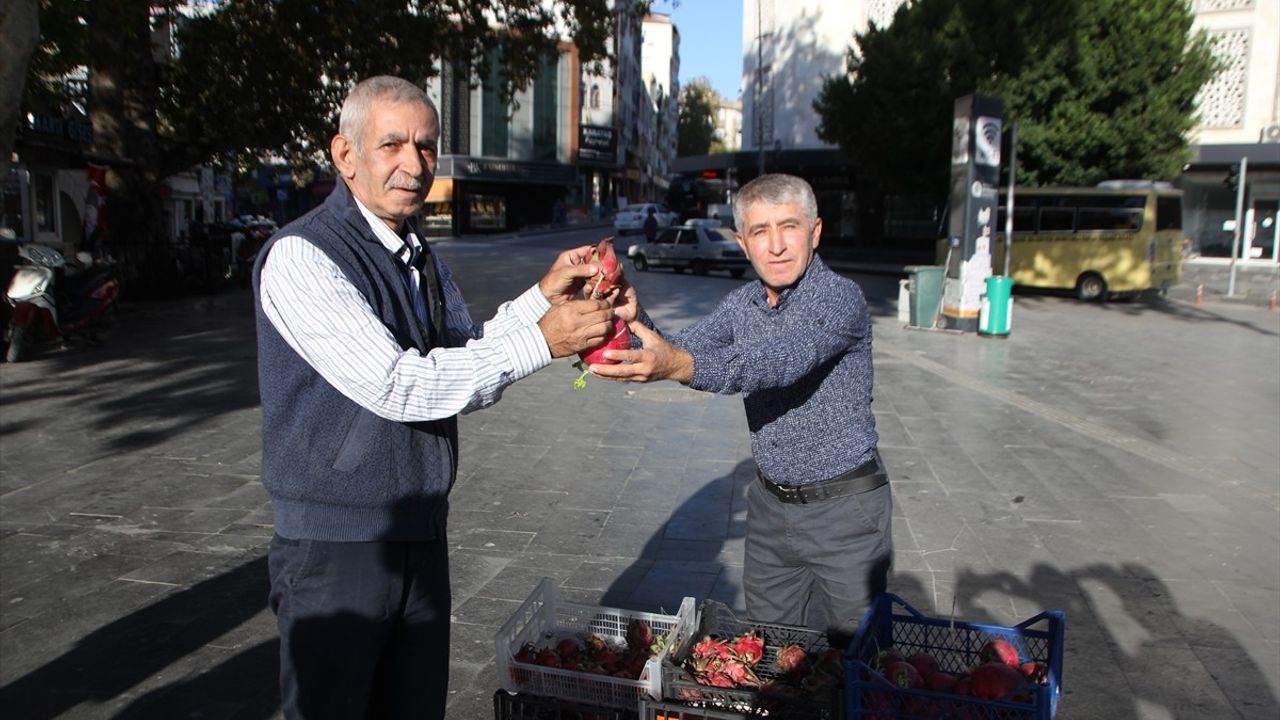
xmin=941 ymin=95 xmax=1004 ymax=332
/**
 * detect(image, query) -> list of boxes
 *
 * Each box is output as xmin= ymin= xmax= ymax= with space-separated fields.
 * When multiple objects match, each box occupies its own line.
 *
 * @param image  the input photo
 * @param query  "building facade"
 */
xmin=1183 ymin=0 xmax=1280 ymax=260
xmin=642 ymin=13 xmax=681 ymax=202
xmin=727 ymin=0 xmax=1280 ymax=253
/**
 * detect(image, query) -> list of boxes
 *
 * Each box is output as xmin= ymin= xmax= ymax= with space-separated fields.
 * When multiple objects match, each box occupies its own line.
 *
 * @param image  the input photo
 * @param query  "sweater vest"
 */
xmin=252 ymin=181 xmax=458 ymax=541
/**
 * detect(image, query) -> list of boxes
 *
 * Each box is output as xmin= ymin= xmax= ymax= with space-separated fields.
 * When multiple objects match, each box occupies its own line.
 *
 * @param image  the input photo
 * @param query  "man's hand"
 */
xmin=538 ymin=245 xmax=599 ymax=304
xmin=610 ymin=277 xmax=641 ymax=323
xmin=590 ymin=322 xmax=694 ymax=384
xmin=537 ymin=298 xmax=613 ymax=358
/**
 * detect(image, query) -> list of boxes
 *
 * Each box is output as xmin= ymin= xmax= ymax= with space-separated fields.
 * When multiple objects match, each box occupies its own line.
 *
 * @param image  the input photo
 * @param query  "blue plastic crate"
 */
xmin=845 ymin=593 xmax=1065 ymax=720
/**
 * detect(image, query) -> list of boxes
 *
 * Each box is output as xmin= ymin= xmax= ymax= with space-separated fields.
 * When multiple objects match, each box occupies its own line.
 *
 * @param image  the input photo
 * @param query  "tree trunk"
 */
xmin=88 ymin=0 xmax=163 ymax=256
xmin=0 ymin=0 xmax=40 ymax=179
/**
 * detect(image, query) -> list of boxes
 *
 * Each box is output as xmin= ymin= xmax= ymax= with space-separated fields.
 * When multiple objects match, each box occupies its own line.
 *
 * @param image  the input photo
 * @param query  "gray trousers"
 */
xmin=744 ymin=474 xmax=893 ymax=647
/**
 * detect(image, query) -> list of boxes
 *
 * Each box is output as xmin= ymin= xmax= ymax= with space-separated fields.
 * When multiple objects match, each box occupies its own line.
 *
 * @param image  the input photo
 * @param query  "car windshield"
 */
xmin=706 ymin=228 xmax=735 ymax=242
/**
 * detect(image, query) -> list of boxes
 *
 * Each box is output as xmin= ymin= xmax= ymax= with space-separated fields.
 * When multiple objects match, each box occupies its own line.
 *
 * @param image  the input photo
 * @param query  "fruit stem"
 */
xmin=572 ymin=360 xmax=589 ymax=390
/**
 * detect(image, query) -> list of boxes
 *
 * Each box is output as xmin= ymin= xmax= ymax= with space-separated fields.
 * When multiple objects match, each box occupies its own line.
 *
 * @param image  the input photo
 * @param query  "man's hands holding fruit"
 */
xmin=538 ymin=244 xmax=603 ymax=304
xmin=556 ymin=238 xmax=693 ymax=387
xmin=591 ymin=323 xmax=693 ymax=385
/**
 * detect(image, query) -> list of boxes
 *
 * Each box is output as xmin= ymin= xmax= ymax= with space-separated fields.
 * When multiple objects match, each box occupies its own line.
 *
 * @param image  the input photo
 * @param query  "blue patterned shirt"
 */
xmin=662 ymin=257 xmax=879 ymax=486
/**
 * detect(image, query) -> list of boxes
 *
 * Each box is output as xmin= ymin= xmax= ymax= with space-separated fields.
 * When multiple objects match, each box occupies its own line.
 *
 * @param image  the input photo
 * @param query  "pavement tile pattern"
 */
xmin=1 ymin=230 xmax=1277 ymax=719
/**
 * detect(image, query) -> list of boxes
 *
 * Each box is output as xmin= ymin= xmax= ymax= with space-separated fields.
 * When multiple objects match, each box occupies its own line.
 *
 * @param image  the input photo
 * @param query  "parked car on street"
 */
xmin=629 ymin=224 xmax=750 ymax=277
xmin=613 ymin=202 xmax=677 ymax=235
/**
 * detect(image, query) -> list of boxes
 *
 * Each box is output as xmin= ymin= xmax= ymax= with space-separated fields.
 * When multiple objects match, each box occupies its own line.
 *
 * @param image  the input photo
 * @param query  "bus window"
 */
xmin=1155 ymin=196 xmax=1181 ymax=231
xmin=1039 ymin=206 xmax=1074 ymax=232
xmin=1074 ymin=194 xmax=1143 ymax=232
xmin=997 ymin=204 xmax=1037 ymax=234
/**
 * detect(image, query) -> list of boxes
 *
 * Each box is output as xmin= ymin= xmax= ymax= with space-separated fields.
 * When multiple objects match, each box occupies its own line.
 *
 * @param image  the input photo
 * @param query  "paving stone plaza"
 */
xmin=1 ymin=227 xmax=1277 ymax=719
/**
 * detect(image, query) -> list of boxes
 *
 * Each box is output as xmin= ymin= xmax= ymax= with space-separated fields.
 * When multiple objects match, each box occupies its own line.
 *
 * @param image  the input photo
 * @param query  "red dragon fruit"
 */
xmin=572 ymin=317 xmax=631 ymax=389
xmin=626 ymin=618 xmax=655 ymax=653
xmin=721 ymin=657 xmax=762 ymax=687
xmin=776 ymin=644 xmax=810 ymax=675
xmin=731 ymin=630 xmax=766 ymax=667
xmin=583 ymin=238 xmax=622 ymax=299
xmin=978 ymin=638 xmax=1021 ymax=668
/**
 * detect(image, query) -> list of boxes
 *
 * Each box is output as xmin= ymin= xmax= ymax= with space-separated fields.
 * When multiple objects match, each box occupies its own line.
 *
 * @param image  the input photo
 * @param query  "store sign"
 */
xmin=579 ymin=125 xmax=616 ymax=164
xmin=25 ymin=113 xmax=93 ymax=146
xmin=452 ymin=158 xmax=576 ymax=185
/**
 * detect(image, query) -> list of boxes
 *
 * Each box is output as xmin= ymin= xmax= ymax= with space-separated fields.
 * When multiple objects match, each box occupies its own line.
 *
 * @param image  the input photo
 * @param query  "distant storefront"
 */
xmin=427 ymin=156 xmax=577 ymax=236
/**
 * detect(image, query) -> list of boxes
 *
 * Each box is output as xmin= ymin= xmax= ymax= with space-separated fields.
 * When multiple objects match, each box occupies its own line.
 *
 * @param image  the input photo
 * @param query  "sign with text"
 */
xmin=578 ymin=125 xmax=617 ymax=165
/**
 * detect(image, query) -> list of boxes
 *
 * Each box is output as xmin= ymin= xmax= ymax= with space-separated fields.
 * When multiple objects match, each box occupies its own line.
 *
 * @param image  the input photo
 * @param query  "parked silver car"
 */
xmin=613 ymin=202 xmax=678 ymax=235
xmin=629 ymin=223 xmax=750 ymax=277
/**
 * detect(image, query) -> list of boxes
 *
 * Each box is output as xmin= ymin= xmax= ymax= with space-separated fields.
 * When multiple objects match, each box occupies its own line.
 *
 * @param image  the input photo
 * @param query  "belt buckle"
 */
xmin=786 ymin=484 xmax=808 ymax=504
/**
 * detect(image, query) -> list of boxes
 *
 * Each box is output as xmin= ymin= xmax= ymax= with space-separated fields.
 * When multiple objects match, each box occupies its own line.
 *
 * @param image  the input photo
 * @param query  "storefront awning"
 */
xmin=426 ymin=178 xmax=453 ymax=203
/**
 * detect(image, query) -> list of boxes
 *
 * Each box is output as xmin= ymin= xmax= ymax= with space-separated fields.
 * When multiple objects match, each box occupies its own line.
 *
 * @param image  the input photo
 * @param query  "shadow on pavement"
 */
xmin=0 ymin=289 xmax=262 ymax=453
xmin=1007 ymin=288 xmax=1279 ymax=336
xmin=952 ymin=562 xmax=1279 ymax=720
xmin=0 ymin=557 xmax=275 ymax=720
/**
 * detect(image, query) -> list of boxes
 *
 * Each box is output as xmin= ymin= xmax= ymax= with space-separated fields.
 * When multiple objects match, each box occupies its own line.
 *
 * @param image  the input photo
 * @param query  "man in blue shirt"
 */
xmin=594 ymin=173 xmax=891 ymax=645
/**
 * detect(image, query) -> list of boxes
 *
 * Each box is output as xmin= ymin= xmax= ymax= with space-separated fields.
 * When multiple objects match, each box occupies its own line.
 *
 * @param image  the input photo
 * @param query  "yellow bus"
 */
xmin=939 ymin=185 xmax=1185 ymax=301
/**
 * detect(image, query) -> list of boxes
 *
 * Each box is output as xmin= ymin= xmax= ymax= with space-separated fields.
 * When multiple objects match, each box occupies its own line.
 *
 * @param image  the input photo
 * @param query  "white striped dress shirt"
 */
xmin=259 ymin=195 xmax=552 ymax=423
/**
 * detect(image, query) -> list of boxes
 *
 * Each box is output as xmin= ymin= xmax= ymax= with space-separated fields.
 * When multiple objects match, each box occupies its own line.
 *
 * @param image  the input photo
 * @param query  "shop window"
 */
xmin=469 ymin=194 xmax=506 ymax=230
xmin=422 ymin=202 xmax=453 ymax=234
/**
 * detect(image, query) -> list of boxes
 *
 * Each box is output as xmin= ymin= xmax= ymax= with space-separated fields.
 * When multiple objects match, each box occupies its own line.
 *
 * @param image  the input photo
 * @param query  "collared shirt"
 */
xmin=666 ymin=257 xmax=879 ymax=486
xmin=259 ymin=193 xmax=552 ymax=423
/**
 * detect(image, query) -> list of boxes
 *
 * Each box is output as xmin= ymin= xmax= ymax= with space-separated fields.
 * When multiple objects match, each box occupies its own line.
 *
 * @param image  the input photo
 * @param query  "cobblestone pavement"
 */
xmin=1 ymin=228 xmax=1277 ymax=719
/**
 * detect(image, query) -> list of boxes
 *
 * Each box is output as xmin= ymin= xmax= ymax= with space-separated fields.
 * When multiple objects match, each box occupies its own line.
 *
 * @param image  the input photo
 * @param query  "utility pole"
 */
xmin=1003 ymin=122 xmax=1018 ymax=277
xmin=1228 ymin=156 xmax=1248 ymax=297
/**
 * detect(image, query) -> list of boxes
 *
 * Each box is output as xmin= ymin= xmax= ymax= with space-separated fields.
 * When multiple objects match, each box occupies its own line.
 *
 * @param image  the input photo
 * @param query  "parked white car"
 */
xmin=629 ymin=224 xmax=750 ymax=278
xmin=613 ymin=203 xmax=678 ymax=235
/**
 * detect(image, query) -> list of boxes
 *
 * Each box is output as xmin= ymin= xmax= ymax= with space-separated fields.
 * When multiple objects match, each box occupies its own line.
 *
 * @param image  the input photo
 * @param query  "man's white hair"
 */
xmin=339 ymin=76 xmax=438 ymax=152
xmin=733 ymin=174 xmax=818 ymax=231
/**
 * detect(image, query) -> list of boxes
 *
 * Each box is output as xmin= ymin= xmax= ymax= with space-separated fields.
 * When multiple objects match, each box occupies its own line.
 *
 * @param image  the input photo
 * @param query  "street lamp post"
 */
xmin=756 ymin=0 xmax=764 ymax=176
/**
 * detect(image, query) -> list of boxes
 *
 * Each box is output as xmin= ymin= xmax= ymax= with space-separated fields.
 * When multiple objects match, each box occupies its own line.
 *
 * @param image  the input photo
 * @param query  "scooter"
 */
xmin=4 ymin=241 xmax=120 ymax=362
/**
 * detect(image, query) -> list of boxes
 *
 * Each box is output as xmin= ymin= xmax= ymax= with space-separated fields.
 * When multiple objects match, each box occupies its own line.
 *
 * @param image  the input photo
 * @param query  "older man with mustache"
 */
xmin=253 ymin=76 xmax=614 ymax=720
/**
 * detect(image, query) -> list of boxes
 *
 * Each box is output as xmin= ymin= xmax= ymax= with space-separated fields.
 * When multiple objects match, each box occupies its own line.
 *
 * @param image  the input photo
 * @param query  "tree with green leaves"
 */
xmin=20 ymin=0 xmax=615 ymax=252
xmin=814 ymin=0 xmax=1218 ymax=198
xmin=677 ymin=77 xmax=719 ymax=157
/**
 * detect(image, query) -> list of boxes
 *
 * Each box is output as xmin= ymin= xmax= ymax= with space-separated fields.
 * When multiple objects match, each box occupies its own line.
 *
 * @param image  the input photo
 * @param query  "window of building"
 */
xmin=482 ymin=49 xmax=509 ymax=158
xmin=589 ymin=84 xmax=601 ymax=109
xmin=532 ymin=53 xmax=558 ymax=162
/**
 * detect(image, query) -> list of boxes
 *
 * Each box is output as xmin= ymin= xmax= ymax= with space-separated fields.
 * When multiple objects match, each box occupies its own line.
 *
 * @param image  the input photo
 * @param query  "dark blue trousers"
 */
xmin=268 ymin=535 xmax=451 ymax=719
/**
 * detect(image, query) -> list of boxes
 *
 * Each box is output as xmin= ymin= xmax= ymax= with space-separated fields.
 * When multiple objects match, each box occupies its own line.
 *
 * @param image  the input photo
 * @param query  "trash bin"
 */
xmin=896 ymin=279 xmax=911 ymax=323
xmin=979 ymin=275 xmax=1014 ymax=337
xmin=905 ymin=265 xmax=945 ymax=328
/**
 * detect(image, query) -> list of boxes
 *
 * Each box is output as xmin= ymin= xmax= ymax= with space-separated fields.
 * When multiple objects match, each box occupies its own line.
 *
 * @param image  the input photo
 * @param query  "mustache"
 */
xmin=385 ymin=173 xmax=424 ymax=191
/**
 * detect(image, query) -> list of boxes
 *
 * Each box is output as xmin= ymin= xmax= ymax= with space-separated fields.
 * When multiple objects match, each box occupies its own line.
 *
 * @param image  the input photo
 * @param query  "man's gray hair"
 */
xmin=339 ymin=76 xmax=439 ymax=152
xmin=733 ymin=174 xmax=818 ymax=230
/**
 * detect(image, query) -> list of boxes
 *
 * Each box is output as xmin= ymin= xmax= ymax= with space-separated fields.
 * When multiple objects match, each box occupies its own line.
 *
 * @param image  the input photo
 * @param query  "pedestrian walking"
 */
xmin=252 ymin=75 xmax=614 ymax=720
xmin=594 ymin=173 xmax=891 ymax=646
xmin=643 ymin=206 xmax=659 ymax=244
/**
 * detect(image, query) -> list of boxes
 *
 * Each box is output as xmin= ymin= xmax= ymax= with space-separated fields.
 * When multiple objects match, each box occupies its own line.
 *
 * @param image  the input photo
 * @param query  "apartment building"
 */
xmin=729 ymin=0 xmax=1278 ymax=250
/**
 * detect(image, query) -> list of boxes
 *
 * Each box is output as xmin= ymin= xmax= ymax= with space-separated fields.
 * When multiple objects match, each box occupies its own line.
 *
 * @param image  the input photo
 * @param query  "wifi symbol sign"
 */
xmin=974 ymin=117 xmax=1002 ymax=168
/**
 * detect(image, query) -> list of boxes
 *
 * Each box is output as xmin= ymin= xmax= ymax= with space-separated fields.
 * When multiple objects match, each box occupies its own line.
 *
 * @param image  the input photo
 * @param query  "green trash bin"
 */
xmin=979 ymin=275 xmax=1014 ymax=337
xmin=905 ymin=265 xmax=945 ymax=328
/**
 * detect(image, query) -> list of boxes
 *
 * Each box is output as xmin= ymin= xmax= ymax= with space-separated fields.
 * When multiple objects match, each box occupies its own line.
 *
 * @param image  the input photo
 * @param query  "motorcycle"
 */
xmin=4 ymin=241 xmax=121 ymax=362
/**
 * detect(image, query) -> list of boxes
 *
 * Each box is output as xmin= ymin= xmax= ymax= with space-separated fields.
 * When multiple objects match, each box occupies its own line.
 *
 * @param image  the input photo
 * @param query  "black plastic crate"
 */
xmin=638 ymin=698 xmax=749 ymax=720
xmin=494 ymin=689 xmax=638 ymax=720
xmin=661 ymin=600 xmax=841 ymax=719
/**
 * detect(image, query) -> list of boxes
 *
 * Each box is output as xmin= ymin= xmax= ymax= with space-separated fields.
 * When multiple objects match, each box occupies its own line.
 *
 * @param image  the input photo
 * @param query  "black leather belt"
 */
xmin=758 ymin=454 xmax=887 ymax=505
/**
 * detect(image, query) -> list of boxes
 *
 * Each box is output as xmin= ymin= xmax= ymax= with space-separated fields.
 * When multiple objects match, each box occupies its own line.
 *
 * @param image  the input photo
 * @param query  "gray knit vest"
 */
xmin=252 ymin=180 xmax=457 ymax=541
